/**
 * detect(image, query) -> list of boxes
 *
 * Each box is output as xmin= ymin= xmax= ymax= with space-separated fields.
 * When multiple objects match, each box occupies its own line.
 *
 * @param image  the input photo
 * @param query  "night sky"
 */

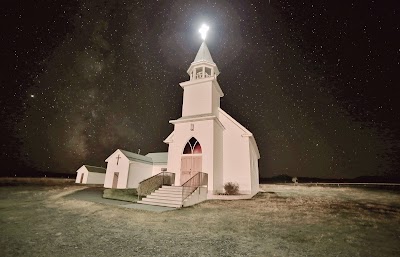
xmin=1 ymin=0 xmax=399 ymax=179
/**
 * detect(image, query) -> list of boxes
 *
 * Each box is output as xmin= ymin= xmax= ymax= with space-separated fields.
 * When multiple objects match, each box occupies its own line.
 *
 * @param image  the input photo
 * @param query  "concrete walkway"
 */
xmin=122 ymin=203 xmax=176 ymax=212
xmin=64 ymin=187 xmax=176 ymax=212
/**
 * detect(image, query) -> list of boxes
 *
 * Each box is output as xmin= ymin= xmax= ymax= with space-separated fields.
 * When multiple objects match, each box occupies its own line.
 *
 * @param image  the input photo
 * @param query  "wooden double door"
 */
xmin=180 ymin=155 xmax=202 ymax=185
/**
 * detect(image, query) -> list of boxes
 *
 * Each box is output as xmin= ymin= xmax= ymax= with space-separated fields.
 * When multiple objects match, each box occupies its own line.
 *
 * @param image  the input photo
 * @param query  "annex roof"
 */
xmin=106 ymin=149 xmax=168 ymax=165
xmin=84 ymin=165 xmax=106 ymax=174
xmin=145 ymin=152 xmax=168 ymax=164
xmin=119 ymin=149 xmax=153 ymax=164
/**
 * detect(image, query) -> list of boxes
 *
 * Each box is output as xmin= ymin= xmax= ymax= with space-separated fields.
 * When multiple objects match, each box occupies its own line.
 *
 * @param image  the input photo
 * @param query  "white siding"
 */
xmin=182 ymin=81 xmax=212 ymax=117
xmin=127 ymin=162 xmax=153 ymax=188
xmin=151 ymin=164 xmax=168 ymax=176
xmin=167 ymin=119 xmax=217 ymax=192
xmin=219 ymin=112 xmax=252 ymax=194
xmin=86 ymin=172 xmax=106 ymax=185
xmin=75 ymin=166 xmax=87 ymax=183
xmin=75 ymin=166 xmax=105 ymax=185
xmin=104 ymin=150 xmax=130 ymax=188
xmin=213 ymin=118 xmax=224 ymax=193
xmin=211 ymin=82 xmax=221 ymax=117
xmin=250 ymin=144 xmax=260 ymax=194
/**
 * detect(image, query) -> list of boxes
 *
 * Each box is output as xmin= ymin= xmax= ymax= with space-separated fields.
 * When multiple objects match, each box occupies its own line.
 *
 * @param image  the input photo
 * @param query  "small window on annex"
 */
xmin=182 ymin=137 xmax=202 ymax=154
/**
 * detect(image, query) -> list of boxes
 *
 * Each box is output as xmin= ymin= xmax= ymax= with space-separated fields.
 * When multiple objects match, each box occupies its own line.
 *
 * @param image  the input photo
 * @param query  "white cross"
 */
xmin=199 ymin=24 xmax=209 ymax=40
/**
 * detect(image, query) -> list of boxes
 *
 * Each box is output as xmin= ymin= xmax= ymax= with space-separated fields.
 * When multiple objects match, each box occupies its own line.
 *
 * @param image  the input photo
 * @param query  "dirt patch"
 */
xmin=1 ymin=184 xmax=400 ymax=257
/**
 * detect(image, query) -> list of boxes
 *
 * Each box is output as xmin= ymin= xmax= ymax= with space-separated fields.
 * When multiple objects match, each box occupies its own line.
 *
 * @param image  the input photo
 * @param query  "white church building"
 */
xmin=163 ymin=41 xmax=260 ymax=196
xmin=99 ymin=31 xmax=260 ymax=207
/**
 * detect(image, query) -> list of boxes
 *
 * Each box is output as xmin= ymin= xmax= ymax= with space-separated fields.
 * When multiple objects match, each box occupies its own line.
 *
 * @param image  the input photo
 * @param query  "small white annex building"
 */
xmin=103 ymin=149 xmax=168 ymax=189
xmin=75 ymin=165 xmax=106 ymax=184
xmin=163 ymin=41 xmax=260 ymax=196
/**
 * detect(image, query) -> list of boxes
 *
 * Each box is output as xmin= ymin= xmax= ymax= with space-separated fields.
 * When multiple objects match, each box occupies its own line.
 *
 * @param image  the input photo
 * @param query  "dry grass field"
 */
xmin=1 ymin=181 xmax=399 ymax=257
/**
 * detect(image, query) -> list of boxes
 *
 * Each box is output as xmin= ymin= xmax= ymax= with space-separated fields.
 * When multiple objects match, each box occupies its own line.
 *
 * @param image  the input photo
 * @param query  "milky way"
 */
xmin=2 ymin=0 xmax=399 ymax=178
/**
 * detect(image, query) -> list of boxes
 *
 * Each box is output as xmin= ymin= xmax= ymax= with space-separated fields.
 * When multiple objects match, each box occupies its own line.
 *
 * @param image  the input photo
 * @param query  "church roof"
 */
xmin=145 ymin=152 xmax=168 ymax=164
xmin=193 ymin=42 xmax=215 ymax=64
xmin=176 ymin=113 xmax=215 ymax=120
xmin=83 ymin=165 xmax=106 ymax=174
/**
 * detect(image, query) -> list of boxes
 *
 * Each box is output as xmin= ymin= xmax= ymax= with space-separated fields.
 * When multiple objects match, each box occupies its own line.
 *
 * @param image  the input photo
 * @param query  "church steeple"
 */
xmin=178 ymin=26 xmax=223 ymax=118
xmin=194 ymin=42 xmax=215 ymax=63
xmin=187 ymin=42 xmax=220 ymax=80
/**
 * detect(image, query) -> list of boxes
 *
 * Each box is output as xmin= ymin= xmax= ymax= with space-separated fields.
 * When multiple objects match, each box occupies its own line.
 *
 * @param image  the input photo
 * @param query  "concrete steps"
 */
xmin=137 ymin=186 xmax=183 ymax=208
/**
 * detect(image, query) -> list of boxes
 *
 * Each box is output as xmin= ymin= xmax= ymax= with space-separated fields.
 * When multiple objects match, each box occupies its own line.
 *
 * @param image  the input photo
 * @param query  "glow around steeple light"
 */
xmin=199 ymin=24 xmax=209 ymax=40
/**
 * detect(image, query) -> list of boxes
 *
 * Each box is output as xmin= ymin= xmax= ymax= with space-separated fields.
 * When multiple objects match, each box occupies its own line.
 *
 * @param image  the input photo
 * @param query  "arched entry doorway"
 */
xmin=181 ymin=137 xmax=202 ymax=185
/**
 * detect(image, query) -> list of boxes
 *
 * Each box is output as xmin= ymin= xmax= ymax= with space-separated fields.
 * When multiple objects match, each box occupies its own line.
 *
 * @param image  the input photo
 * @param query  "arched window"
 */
xmin=182 ymin=137 xmax=202 ymax=154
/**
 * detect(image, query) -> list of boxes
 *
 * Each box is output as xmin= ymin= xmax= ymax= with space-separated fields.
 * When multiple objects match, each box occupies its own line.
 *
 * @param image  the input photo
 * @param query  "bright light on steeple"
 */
xmin=199 ymin=24 xmax=209 ymax=41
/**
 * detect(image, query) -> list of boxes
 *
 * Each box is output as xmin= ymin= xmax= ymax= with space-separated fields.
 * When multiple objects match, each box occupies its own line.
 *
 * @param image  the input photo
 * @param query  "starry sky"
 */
xmin=1 ymin=0 xmax=399 ymax=179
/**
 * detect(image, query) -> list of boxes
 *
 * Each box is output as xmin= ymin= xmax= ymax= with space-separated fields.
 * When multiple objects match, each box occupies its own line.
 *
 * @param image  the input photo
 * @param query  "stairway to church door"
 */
xmin=180 ymin=156 xmax=202 ymax=185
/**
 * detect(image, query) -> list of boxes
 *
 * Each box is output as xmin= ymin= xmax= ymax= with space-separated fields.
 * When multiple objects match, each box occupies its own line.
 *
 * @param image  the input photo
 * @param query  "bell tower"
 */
xmin=180 ymin=41 xmax=224 ymax=118
xmin=167 ymin=25 xmax=225 ymax=194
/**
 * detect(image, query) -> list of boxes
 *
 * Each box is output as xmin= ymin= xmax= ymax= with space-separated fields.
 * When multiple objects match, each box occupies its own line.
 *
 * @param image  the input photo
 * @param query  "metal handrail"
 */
xmin=137 ymin=171 xmax=175 ymax=200
xmin=181 ymin=172 xmax=208 ymax=203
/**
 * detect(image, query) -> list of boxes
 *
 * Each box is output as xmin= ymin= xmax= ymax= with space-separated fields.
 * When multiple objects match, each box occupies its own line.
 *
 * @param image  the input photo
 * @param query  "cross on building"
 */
xmin=116 ymin=154 xmax=121 ymax=165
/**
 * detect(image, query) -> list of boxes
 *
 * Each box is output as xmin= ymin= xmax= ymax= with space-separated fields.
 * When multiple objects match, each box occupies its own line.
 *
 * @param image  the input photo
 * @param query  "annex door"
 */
xmin=112 ymin=172 xmax=119 ymax=188
xmin=180 ymin=137 xmax=202 ymax=185
xmin=80 ymin=173 xmax=84 ymax=183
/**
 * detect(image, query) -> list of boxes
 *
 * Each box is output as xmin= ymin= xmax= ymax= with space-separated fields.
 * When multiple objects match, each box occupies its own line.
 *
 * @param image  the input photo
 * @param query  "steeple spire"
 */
xmin=178 ymin=25 xmax=224 ymax=118
xmin=193 ymin=42 xmax=215 ymax=64
xmin=187 ymin=42 xmax=220 ymax=79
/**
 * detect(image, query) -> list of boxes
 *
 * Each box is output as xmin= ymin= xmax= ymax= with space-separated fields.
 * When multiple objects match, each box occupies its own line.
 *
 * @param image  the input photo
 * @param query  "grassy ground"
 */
xmin=103 ymin=188 xmax=138 ymax=202
xmin=1 ymin=184 xmax=399 ymax=257
xmin=0 ymin=177 xmax=75 ymax=186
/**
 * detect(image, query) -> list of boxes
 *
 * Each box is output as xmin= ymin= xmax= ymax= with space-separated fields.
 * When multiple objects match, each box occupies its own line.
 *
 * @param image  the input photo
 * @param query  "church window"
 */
xmin=183 ymin=143 xmax=192 ymax=154
xmin=205 ymin=67 xmax=211 ymax=77
xmin=195 ymin=67 xmax=203 ymax=79
xmin=193 ymin=142 xmax=202 ymax=154
xmin=182 ymin=137 xmax=202 ymax=154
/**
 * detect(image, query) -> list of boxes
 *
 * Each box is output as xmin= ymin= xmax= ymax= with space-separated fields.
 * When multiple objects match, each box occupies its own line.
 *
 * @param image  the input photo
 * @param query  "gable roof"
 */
xmin=119 ymin=149 xmax=153 ymax=164
xmin=193 ymin=42 xmax=215 ymax=64
xmin=219 ymin=108 xmax=252 ymax=136
xmin=145 ymin=152 xmax=168 ymax=164
xmin=164 ymin=131 xmax=174 ymax=144
xmin=105 ymin=149 xmax=167 ymax=165
xmin=84 ymin=165 xmax=106 ymax=174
